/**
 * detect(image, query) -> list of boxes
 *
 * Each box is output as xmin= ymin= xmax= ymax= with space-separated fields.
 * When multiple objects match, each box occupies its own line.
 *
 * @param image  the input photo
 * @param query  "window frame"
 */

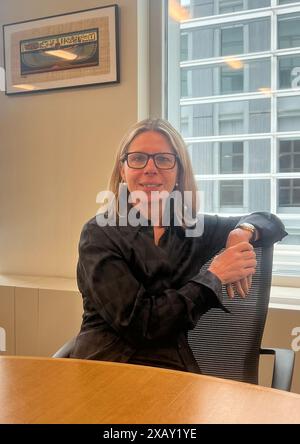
xmin=149 ymin=0 xmax=300 ymax=285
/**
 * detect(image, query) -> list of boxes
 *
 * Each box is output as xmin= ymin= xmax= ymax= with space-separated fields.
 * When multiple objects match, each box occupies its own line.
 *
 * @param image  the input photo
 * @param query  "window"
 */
xmin=181 ymin=33 xmax=189 ymax=61
xmin=182 ymin=0 xmax=271 ymax=18
xmin=278 ymin=97 xmax=300 ymax=132
xmin=180 ymin=58 xmax=270 ymax=98
xmin=278 ymin=55 xmax=300 ymax=89
xmin=181 ymin=17 xmax=270 ymax=61
xmin=221 ymin=65 xmax=244 ymax=93
xmin=220 ymin=180 xmax=243 ymax=207
xmin=168 ymin=0 xmax=300 ymax=277
xmin=221 ymin=26 xmax=243 ymax=55
xmin=278 ymin=13 xmax=300 ymax=49
xmin=188 ymin=139 xmax=270 ymax=174
xmin=279 ymin=140 xmax=300 ymax=173
xmin=181 ymin=69 xmax=189 ymax=97
xmin=219 ymin=0 xmax=244 ymax=14
xmin=181 ymin=99 xmax=271 ymax=137
xmin=220 ymin=142 xmax=243 ymax=173
xmin=278 ymin=179 xmax=300 ymax=207
xmin=279 ymin=0 xmax=300 ymax=4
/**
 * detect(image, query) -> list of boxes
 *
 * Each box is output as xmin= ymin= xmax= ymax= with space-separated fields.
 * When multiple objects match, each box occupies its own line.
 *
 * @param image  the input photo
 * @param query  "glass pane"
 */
xmin=279 ymin=0 xmax=300 ymax=4
xmin=221 ymin=26 xmax=243 ymax=56
xmin=220 ymin=180 xmax=243 ymax=206
xmin=278 ymin=97 xmax=300 ymax=132
xmin=180 ymin=18 xmax=270 ymax=61
xmin=248 ymin=139 xmax=271 ymax=173
xmin=221 ymin=65 xmax=244 ymax=94
xmin=188 ymin=139 xmax=270 ymax=174
xmin=181 ymin=69 xmax=188 ymax=97
xmin=181 ymin=99 xmax=271 ymax=137
xmin=278 ymin=13 xmax=300 ymax=49
xmin=278 ymin=140 xmax=300 ymax=172
xmin=219 ymin=0 xmax=245 ymax=14
xmin=196 ymin=179 xmax=270 ymax=213
xmin=180 ymin=0 xmax=270 ymax=19
xmin=220 ymin=142 xmax=243 ymax=173
xmin=188 ymin=143 xmax=216 ymax=174
xmin=278 ymin=179 xmax=300 ymax=213
xmin=278 ymin=55 xmax=300 ymax=89
xmin=180 ymin=33 xmax=189 ymax=62
xmin=276 ymin=218 xmax=300 ymax=247
xmin=181 ymin=58 xmax=270 ymax=98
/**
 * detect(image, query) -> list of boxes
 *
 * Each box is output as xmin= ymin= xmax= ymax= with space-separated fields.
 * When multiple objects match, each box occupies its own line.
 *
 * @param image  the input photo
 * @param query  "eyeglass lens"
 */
xmin=127 ymin=153 xmax=176 ymax=169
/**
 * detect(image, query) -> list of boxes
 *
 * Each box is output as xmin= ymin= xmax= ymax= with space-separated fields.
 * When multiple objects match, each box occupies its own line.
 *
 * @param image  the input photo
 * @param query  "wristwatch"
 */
xmin=236 ymin=222 xmax=258 ymax=242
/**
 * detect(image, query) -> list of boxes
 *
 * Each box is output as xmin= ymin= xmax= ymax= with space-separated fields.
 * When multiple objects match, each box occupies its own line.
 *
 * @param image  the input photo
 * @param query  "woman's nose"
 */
xmin=143 ymin=157 xmax=158 ymax=173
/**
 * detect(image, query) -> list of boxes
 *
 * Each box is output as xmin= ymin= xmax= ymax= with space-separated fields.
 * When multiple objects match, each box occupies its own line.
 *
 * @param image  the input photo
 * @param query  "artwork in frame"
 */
xmin=2 ymin=5 xmax=119 ymax=94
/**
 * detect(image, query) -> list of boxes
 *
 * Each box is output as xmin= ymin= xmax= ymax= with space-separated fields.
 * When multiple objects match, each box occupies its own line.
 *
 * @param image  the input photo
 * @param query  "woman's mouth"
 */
xmin=139 ymin=183 xmax=163 ymax=190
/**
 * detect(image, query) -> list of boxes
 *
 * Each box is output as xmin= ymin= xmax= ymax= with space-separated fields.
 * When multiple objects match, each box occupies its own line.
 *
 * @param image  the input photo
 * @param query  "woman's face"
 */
xmin=120 ymin=130 xmax=178 ymax=201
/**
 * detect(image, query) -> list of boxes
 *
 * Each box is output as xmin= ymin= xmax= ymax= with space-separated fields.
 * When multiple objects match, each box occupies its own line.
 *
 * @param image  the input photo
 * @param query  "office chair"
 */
xmin=187 ymin=245 xmax=295 ymax=391
xmin=53 ymin=246 xmax=295 ymax=391
xmin=52 ymin=336 xmax=76 ymax=359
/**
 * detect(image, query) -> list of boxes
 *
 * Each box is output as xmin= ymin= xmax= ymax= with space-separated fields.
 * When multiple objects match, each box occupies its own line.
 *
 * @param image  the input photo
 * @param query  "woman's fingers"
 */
xmin=244 ymin=259 xmax=257 ymax=269
xmin=235 ymin=280 xmax=246 ymax=298
xmin=208 ymin=243 xmax=257 ymax=288
xmin=247 ymin=274 xmax=252 ymax=290
xmin=226 ymin=284 xmax=235 ymax=299
xmin=240 ymin=277 xmax=249 ymax=296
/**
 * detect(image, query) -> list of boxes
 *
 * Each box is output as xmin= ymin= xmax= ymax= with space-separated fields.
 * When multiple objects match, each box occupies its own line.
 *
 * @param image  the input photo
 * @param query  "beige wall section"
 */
xmin=0 ymin=0 xmax=139 ymax=278
xmin=15 ymin=287 xmax=39 ymax=355
xmin=38 ymin=289 xmax=82 ymax=356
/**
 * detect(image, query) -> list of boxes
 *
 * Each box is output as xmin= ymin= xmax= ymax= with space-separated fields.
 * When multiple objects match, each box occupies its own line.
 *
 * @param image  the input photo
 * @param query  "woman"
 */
xmin=71 ymin=119 xmax=287 ymax=373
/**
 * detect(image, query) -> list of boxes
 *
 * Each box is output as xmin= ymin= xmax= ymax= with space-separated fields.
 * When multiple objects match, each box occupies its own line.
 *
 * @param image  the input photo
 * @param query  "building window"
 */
xmin=278 ymin=13 xmax=300 ymax=49
xmin=181 ymin=17 xmax=270 ymax=61
xmin=221 ymin=26 xmax=244 ymax=56
xmin=279 ymin=0 xmax=300 ymax=4
xmin=278 ymin=55 xmax=300 ymax=89
xmin=183 ymin=0 xmax=271 ymax=18
xmin=220 ymin=142 xmax=244 ymax=173
xmin=220 ymin=180 xmax=244 ymax=207
xmin=279 ymin=140 xmax=300 ymax=173
xmin=219 ymin=0 xmax=244 ymax=14
xmin=181 ymin=69 xmax=189 ymax=97
xmin=278 ymin=179 xmax=300 ymax=207
xmin=278 ymin=97 xmax=300 ymax=132
xmin=181 ymin=32 xmax=189 ymax=61
xmin=221 ymin=65 xmax=244 ymax=94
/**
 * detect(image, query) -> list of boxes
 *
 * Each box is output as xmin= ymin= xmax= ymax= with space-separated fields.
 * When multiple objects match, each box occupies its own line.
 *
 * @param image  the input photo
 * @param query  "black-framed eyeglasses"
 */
xmin=122 ymin=152 xmax=178 ymax=170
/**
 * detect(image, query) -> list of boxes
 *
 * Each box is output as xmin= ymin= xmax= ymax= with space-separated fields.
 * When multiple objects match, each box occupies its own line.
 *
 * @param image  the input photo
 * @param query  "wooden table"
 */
xmin=1 ymin=356 xmax=300 ymax=424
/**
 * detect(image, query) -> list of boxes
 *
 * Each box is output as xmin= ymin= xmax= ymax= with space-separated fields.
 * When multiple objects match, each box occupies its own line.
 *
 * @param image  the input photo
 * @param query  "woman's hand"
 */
xmin=225 ymin=228 xmax=257 ymax=298
xmin=208 ymin=235 xmax=257 ymax=299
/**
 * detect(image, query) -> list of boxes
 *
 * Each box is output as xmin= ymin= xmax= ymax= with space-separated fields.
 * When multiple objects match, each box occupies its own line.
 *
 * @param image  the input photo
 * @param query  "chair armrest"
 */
xmin=260 ymin=347 xmax=295 ymax=392
xmin=52 ymin=337 xmax=76 ymax=358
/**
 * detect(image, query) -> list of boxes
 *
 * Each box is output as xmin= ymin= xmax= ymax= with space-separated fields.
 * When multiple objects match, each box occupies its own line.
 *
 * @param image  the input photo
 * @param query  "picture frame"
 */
xmin=2 ymin=5 xmax=119 ymax=95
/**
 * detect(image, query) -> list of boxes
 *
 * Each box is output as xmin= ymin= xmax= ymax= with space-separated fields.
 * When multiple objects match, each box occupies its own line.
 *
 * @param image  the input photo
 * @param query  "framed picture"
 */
xmin=2 ymin=5 xmax=119 ymax=95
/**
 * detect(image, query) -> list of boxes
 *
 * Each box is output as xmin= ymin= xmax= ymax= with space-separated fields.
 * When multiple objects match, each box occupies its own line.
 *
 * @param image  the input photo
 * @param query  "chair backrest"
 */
xmin=187 ymin=245 xmax=273 ymax=384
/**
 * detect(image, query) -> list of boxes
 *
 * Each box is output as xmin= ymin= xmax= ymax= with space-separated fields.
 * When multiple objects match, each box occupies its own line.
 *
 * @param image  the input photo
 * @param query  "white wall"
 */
xmin=0 ymin=0 xmax=140 ymax=278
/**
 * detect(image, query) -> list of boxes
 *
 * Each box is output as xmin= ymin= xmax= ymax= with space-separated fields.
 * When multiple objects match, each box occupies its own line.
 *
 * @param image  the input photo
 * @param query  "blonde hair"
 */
xmin=102 ymin=118 xmax=199 ymax=225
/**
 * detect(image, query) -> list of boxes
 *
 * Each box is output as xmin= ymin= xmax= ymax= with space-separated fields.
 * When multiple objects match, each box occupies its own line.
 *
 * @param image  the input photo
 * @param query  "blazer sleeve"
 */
xmin=201 ymin=212 xmax=287 ymax=263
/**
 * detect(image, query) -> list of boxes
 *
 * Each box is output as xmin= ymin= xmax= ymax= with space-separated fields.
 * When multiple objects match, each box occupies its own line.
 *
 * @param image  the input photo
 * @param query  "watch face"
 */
xmin=237 ymin=223 xmax=257 ymax=241
xmin=239 ymin=223 xmax=255 ymax=231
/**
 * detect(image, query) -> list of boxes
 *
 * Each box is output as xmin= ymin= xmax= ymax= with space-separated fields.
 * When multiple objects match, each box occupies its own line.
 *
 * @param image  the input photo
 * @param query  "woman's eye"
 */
xmin=132 ymin=154 xmax=145 ymax=162
xmin=157 ymin=156 xmax=171 ymax=163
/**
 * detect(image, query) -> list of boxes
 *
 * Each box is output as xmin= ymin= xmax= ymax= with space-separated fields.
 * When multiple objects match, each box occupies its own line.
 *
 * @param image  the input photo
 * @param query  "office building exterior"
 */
xmin=168 ymin=0 xmax=300 ymax=274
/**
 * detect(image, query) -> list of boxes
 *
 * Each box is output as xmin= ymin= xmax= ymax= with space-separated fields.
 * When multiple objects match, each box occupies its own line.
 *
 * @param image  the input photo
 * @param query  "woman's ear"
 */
xmin=120 ymin=163 xmax=125 ymax=183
